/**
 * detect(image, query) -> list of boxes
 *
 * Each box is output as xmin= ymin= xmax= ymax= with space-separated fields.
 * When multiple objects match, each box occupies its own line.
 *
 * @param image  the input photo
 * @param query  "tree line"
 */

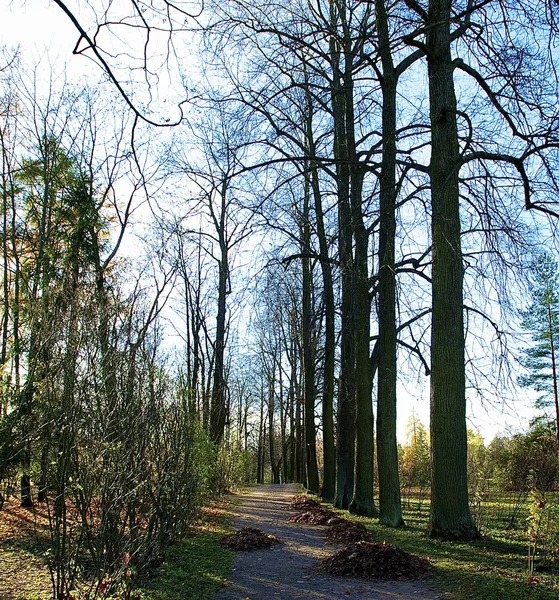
xmin=2 ymin=0 xmax=559 ymax=595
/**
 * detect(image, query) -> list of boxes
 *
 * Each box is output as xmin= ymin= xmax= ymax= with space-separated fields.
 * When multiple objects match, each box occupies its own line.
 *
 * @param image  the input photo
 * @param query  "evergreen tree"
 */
xmin=518 ymin=253 xmax=559 ymax=448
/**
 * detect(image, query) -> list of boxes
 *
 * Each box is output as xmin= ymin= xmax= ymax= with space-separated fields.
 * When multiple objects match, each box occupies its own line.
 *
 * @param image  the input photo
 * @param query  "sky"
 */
xmin=0 ymin=0 xmax=545 ymax=445
xmin=2 ymin=1 xmax=83 ymax=66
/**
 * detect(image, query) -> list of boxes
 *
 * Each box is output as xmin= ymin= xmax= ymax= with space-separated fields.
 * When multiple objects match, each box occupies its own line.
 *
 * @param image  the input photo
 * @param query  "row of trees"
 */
xmin=400 ymin=415 xmax=559 ymax=501
xmin=173 ymin=0 xmax=559 ymax=539
xmin=43 ymin=0 xmax=559 ymax=539
xmin=3 ymin=0 xmax=559 ymax=595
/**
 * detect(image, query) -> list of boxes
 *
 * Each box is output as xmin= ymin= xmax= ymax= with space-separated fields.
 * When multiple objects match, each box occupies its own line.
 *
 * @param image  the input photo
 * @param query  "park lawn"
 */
xmin=331 ymin=494 xmax=559 ymax=600
xmin=0 ymin=494 xmax=236 ymax=600
xmin=136 ymin=495 xmax=236 ymax=600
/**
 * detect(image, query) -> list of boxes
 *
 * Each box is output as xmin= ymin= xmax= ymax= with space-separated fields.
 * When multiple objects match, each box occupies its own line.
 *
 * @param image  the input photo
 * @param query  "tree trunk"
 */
xmin=268 ymin=370 xmax=279 ymax=484
xmin=547 ymin=304 xmax=559 ymax=449
xmin=288 ymin=338 xmax=297 ymax=482
xmin=278 ymin=353 xmax=289 ymax=483
xmin=296 ymin=374 xmax=305 ymax=483
xmin=375 ymin=0 xmax=404 ymax=527
xmin=337 ymin=20 xmax=376 ymax=517
xmin=210 ymin=235 xmax=228 ymax=445
xmin=306 ymin=96 xmax=336 ymax=502
xmin=349 ymin=167 xmax=376 ymax=517
xmin=330 ymin=1 xmax=356 ymax=509
xmin=427 ymin=0 xmax=479 ymax=540
xmin=302 ymin=169 xmax=320 ymax=494
xmin=257 ymin=393 xmax=265 ymax=483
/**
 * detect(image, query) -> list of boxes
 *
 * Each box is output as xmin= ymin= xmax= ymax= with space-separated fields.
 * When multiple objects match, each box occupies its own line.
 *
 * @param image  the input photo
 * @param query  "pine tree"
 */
xmin=518 ymin=253 xmax=559 ymax=448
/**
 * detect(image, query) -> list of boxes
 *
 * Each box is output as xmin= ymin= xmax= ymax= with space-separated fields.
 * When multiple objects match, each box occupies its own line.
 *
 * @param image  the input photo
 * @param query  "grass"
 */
xmin=3 ymin=487 xmax=557 ymax=600
xmin=136 ymin=497 xmax=236 ymax=600
xmin=326 ymin=493 xmax=559 ymax=600
xmin=0 ymin=494 xmax=237 ymax=600
xmin=0 ymin=501 xmax=56 ymax=600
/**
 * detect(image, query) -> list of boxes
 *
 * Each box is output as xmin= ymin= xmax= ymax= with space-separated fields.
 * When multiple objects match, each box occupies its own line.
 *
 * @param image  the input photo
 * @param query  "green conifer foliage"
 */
xmin=518 ymin=253 xmax=559 ymax=447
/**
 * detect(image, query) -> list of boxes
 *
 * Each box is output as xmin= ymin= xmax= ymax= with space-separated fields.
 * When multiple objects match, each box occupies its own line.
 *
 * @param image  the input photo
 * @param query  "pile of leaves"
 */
xmin=323 ymin=519 xmax=375 ymax=545
xmin=289 ymin=508 xmax=340 ymax=525
xmin=315 ymin=541 xmax=430 ymax=580
xmin=289 ymin=495 xmax=377 ymax=545
xmin=289 ymin=495 xmax=322 ymax=511
xmin=220 ymin=526 xmax=281 ymax=551
xmin=289 ymin=495 xmax=342 ymax=526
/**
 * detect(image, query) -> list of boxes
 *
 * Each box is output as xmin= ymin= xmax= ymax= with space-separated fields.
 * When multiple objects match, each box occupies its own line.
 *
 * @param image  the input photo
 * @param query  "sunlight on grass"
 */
xmin=137 ymin=498 xmax=236 ymax=600
xmin=327 ymin=493 xmax=559 ymax=600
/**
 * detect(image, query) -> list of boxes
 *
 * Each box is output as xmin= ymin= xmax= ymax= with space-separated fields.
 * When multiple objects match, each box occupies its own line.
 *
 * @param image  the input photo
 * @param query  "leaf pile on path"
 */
xmin=289 ymin=495 xmax=343 ymax=525
xmin=315 ymin=541 xmax=430 ymax=580
xmin=289 ymin=495 xmax=323 ymax=511
xmin=220 ymin=526 xmax=281 ymax=551
xmin=323 ymin=519 xmax=375 ymax=545
xmin=289 ymin=508 xmax=341 ymax=525
xmin=289 ymin=495 xmax=375 ymax=543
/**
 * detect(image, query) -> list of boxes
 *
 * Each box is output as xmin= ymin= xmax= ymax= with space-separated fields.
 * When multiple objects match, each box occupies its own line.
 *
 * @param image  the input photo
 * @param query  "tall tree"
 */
xmin=518 ymin=253 xmax=559 ymax=448
xmin=168 ymin=108 xmax=253 ymax=445
xmin=423 ymin=0 xmax=478 ymax=540
xmin=301 ymin=166 xmax=320 ymax=493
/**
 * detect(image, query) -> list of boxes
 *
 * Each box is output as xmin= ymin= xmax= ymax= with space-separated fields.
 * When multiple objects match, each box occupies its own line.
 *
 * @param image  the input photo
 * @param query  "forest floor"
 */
xmin=0 ymin=500 xmax=52 ymax=599
xmin=214 ymin=483 xmax=443 ymax=600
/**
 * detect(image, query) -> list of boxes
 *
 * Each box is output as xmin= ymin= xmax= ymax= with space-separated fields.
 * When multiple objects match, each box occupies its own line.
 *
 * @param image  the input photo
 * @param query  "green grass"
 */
xmin=326 ymin=494 xmax=559 ymax=600
xmin=136 ymin=499 xmax=236 ymax=600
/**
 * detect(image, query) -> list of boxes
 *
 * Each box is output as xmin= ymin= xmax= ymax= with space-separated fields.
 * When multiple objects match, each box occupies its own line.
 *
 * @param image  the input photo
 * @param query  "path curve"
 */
xmin=215 ymin=483 xmax=444 ymax=600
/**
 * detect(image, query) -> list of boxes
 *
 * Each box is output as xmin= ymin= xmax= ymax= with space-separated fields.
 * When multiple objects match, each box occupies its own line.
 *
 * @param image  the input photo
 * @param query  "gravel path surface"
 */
xmin=215 ymin=483 xmax=445 ymax=600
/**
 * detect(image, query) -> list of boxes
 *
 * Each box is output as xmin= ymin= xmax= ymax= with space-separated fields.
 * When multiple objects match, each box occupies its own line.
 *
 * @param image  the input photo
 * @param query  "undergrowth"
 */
xmin=137 ymin=499 xmax=236 ymax=600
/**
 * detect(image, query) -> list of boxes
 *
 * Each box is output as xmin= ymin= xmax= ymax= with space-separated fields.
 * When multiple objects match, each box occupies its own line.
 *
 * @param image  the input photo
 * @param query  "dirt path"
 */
xmin=215 ymin=484 xmax=445 ymax=600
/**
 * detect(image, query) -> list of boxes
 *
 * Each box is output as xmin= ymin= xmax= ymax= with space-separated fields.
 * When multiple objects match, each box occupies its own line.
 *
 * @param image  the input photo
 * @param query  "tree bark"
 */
xmin=547 ymin=304 xmax=559 ymax=449
xmin=427 ymin=0 xmax=479 ymax=540
xmin=306 ymin=102 xmax=336 ymax=503
xmin=375 ymin=0 xmax=404 ymax=527
xmin=330 ymin=0 xmax=356 ymax=509
xmin=302 ymin=161 xmax=320 ymax=494
xmin=210 ymin=187 xmax=229 ymax=444
xmin=349 ymin=165 xmax=376 ymax=517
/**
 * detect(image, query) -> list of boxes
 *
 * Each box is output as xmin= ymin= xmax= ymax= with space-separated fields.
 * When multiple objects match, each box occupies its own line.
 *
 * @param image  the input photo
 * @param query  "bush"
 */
xmin=494 ymin=421 xmax=559 ymax=493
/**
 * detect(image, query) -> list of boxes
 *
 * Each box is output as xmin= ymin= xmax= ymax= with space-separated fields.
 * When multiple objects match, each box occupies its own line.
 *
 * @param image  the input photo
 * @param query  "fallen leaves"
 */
xmin=220 ymin=526 xmax=281 ymax=551
xmin=288 ymin=495 xmax=430 ymax=582
xmin=315 ymin=541 xmax=430 ymax=581
xmin=0 ymin=498 xmax=52 ymax=598
xmin=289 ymin=495 xmax=323 ymax=512
xmin=323 ymin=520 xmax=375 ymax=545
xmin=288 ymin=495 xmax=342 ymax=526
xmin=289 ymin=509 xmax=340 ymax=525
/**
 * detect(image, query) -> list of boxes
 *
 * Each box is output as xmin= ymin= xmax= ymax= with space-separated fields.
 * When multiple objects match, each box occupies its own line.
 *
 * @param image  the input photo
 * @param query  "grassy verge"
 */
xmin=326 ymin=498 xmax=559 ymax=600
xmin=0 ymin=494 xmax=237 ymax=600
xmin=0 ymin=501 xmax=57 ymax=600
xmin=136 ymin=496 xmax=237 ymax=600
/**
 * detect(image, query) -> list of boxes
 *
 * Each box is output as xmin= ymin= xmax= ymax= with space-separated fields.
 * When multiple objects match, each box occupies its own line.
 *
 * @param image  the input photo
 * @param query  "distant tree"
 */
xmin=495 ymin=420 xmax=559 ymax=493
xmin=485 ymin=436 xmax=509 ymax=484
xmin=518 ymin=253 xmax=559 ymax=448
xmin=466 ymin=429 xmax=489 ymax=525
xmin=399 ymin=413 xmax=430 ymax=510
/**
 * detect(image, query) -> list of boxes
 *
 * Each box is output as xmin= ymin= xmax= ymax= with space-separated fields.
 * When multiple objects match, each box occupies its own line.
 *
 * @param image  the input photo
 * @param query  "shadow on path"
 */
xmin=215 ymin=484 xmax=444 ymax=600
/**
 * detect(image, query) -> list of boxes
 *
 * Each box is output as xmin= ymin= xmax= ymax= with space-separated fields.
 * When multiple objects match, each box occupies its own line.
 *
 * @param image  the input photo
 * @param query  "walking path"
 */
xmin=215 ymin=483 xmax=445 ymax=600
